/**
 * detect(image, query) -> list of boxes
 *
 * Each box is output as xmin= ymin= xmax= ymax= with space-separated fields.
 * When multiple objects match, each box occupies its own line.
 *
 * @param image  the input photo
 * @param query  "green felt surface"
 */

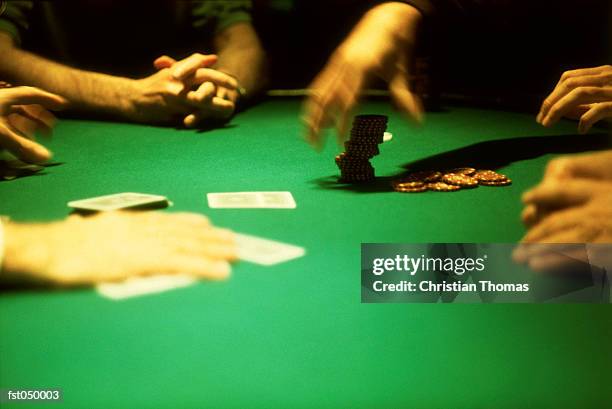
xmin=1 ymin=99 xmax=610 ymax=408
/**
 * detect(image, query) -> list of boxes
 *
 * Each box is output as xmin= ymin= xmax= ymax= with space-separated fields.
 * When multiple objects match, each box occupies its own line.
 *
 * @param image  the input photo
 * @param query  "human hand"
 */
xmin=514 ymin=187 xmax=612 ymax=272
xmin=1 ymin=211 xmax=236 ymax=286
xmin=149 ymin=53 xmax=239 ymax=127
xmin=302 ymin=2 xmax=423 ymax=150
xmin=520 ymin=151 xmax=612 ymax=226
xmin=0 ymin=86 xmax=67 ymax=163
xmin=537 ymin=65 xmax=612 ymax=133
xmin=521 ymin=176 xmax=612 ymax=228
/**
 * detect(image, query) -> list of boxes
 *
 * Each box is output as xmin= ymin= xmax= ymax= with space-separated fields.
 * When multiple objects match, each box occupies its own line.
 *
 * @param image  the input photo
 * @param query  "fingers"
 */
xmin=578 ymin=102 xmax=612 ymax=134
xmin=521 ymin=204 xmax=539 ymax=227
xmin=521 ymin=206 xmax=593 ymax=243
xmin=541 ymin=86 xmax=612 ymax=127
xmin=303 ymin=61 xmax=363 ymax=150
xmin=7 ymin=113 xmax=39 ymax=139
xmin=2 ymin=87 xmax=68 ymax=111
xmin=191 ymin=69 xmax=238 ymax=90
xmin=513 ymin=243 xmax=588 ymax=266
xmin=10 ymin=104 xmax=57 ymax=135
xmin=557 ymin=65 xmax=612 ymax=84
xmin=389 ymin=72 xmax=423 ymax=124
xmin=537 ymin=70 xmax=612 ymax=123
xmin=0 ymin=121 xmax=52 ymax=163
xmin=303 ymin=92 xmax=327 ymax=150
xmin=541 ymin=153 xmax=612 ymax=182
xmin=154 ymin=55 xmax=177 ymax=70
xmin=522 ymin=179 xmax=603 ymax=209
xmin=172 ymin=53 xmax=218 ymax=81
xmin=187 ymin=81 xmax=216 ymax=105
xmin=183 ymin=96 xmax=235 ymax=128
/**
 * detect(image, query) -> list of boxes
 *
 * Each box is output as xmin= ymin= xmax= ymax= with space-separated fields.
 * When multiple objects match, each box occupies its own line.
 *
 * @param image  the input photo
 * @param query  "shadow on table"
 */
xmin=313 ymin=132 xmax=611 ymax=193
xmin=0 ymin=161 xmax=63 ymax=182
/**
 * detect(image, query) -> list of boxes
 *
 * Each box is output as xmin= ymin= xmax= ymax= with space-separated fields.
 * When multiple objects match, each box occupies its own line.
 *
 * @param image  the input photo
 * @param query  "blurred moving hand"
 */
xmin=520 ymin=179 xmax=612 ymax=243
xmin=303 ymin=2 xmax=423 ymax=150
xmin=537 ymin=65 xmax=612 ymax=133
xmin=1 ymin=211 xmax=236 ymax=286
xmin=521 ymin=151 xmax=612 ymax=228
xmin=0 ymin=86 xmax=67 ymax=163
xmin=514 ymin=151 xmax=612 ymax=271
xmin=127 ymin=53 xmax=238 ymax=127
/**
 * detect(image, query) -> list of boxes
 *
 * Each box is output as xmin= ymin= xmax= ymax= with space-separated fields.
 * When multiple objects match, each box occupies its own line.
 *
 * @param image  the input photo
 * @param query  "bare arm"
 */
xmin=0 ymin=32 xmax=234 ymax=125
xmin=0 ymin=32 xmax=135 ymax=118
xmin=213 ymin=22 xmax=267 ymax=100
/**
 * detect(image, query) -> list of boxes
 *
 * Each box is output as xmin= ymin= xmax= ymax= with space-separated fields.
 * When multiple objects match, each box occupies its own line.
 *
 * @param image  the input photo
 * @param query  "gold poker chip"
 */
xmin=395 ymin=185 xmax=429 ymax=193
xmin=447 ymin=167 xmax=476 ymax=176
xmin=479 ymin=178 xmax=512 ymax=186
xmin=474 ymin=170 xmax=507 ymax=182
xmin=442 ymin=173 xmax=478 ymax=188
xmin=427 ymin=182 xmax=462 ymax=192
xmin=404 ymin=170 xmax=442 ymax=183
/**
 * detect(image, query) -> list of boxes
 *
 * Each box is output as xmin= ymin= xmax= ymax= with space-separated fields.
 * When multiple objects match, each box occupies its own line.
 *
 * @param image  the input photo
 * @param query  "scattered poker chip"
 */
xmin=442 ymin=173 xmax=479 ymax=188
xmin=473 ymin=170 xmax=507 ymax=182
xmin=479 ymin=178 xmax=512 ymax=186
xmin=390 ymin=166 xmax=512 ymax=193
xmin=392 ymin=180 xmax=425 ymax=188
xmin=395 ymin=185 xmax=428 ymax=193
xmin=447 ymin=167 xmax=476 ymax=176
xmin=403 ymin=170 xmax=442 ymax=183
xmin=427 ymin=182 xmax=462 ymax=192
xmin=392 ymin=180 xmax=428 ymax=193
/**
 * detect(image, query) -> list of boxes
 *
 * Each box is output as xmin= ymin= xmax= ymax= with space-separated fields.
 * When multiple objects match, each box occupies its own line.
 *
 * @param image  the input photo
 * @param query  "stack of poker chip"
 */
xmin=391 ymin=168 xmax=512 ymax=193
xmin=335 ymin=115 xmax=388 ymax=183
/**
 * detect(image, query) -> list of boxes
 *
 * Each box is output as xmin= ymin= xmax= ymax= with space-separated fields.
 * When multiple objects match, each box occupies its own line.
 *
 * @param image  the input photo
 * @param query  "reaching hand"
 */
xmin=302 ymin=3 xmax=423 ymax=150
xmin=1 ymin=211 xmax=237 ymax=286
xmin=537 ymin=65 xmax=612 ymax=133
xmin=0 ymin=86 xmax=67 ymax=163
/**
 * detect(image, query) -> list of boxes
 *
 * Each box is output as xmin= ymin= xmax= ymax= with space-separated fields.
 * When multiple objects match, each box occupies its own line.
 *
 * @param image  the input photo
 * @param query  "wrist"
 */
xmin=114 ymin=78 xmax=144 ymax=122
xmin=363 ymin=2 xmax=421 ymax=43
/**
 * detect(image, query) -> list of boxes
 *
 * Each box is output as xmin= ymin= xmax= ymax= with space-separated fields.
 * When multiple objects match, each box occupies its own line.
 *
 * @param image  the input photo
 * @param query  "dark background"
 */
xmin=252 ymin=0 xmax=611 ymax=110
xmin=18 ymin=0 xmax=611 ymax=111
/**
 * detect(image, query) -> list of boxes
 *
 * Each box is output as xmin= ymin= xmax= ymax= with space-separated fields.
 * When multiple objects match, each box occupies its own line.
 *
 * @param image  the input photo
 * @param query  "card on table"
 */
xmin=96 ymin=274 xmax=197 ymax=300
xmin=235 ymin=233 xmax=306 ymax=266
xmin=207 ymin=191 xmax=296 ymax=209
xmin=68 ymin=192 xmax=170 ymax=212
xmin=96 ymin=233 xmax=306 ymax=300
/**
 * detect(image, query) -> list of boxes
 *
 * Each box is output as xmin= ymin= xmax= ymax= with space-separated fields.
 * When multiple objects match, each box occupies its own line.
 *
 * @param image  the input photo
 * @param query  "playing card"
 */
xmin=68 ymin=192 xmax=170 ymax=212
xmin=96 ymin=274 xmax=197 ymax=300
xmin=207 ymin=192 xmax=296 ymax=209
xmin=235 ymin=233 xmax=306 ymax=266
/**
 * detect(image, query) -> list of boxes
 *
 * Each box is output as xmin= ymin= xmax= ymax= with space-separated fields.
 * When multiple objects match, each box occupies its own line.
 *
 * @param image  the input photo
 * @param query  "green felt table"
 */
xmin=0 ymin=98 xmax=610 ymax=409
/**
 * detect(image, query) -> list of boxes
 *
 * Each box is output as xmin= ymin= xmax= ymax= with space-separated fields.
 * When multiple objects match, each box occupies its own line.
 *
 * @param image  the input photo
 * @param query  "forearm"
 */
xmin=0 ymin=34 xmax=136 ymax=118
xmin=213 ymin=23 xmax=268 ymax=99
